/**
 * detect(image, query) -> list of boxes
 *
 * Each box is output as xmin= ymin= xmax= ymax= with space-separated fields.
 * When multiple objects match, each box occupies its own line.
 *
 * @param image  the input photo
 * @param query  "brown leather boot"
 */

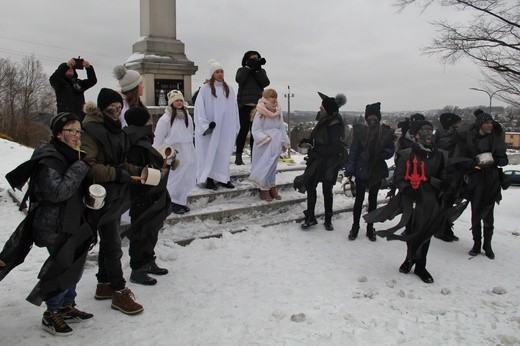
xmin=260 ymin=190 xmax=273 ymax=202
xmin=111 ymin=288 xmax=144 ymax=315
xmin=94 ymin=283 xmax=113 ymax=300
xmin=269 ymin=187 xmax=282 ymax=200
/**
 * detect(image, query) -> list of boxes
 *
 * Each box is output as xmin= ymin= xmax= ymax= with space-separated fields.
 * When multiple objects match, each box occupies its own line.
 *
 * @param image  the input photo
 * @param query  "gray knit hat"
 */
xmin=113 ymin=65 xmax=142 ymax=92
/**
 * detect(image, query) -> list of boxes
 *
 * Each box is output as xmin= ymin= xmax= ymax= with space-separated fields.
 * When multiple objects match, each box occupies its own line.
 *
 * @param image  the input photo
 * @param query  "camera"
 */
xmin=74 ymin=56 xmax=84 ymax=70
xmin=258 ymin=57 xmax=266 ymax=65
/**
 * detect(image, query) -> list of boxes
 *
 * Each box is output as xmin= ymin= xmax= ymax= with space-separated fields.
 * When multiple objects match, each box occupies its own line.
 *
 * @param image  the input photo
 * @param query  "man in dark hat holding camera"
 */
xmin=234 ymin=50 xmax=270 ymax=165
xmin=49 ymin=57 xmax=97 ymax=121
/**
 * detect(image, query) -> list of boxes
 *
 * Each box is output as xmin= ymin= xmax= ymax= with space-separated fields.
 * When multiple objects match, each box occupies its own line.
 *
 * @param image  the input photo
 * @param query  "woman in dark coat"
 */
xmin=298 ymin=92 xmax=347 ymax=231
xmin=81 ymin=89 xmax=143 ymax=315
xmin=459 ymin=110 xmax=508 ymax=259
xmin=122 ymin=107 xmax=171 ymax=286
xmin=1 ymin=112 xmax=94 ymax=335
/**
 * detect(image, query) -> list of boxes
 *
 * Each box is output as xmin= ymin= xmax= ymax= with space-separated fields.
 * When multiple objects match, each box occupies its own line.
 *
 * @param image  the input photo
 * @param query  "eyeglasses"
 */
xmin=62 ymin=128 xmax=83 ymax=136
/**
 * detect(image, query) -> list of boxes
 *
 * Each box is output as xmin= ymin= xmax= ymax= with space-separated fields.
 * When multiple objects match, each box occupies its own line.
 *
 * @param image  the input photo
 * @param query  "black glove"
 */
xmin=116 ymin=167 xmax=133 ymax=184
xmin=402 ymin=186 xmax=419 ymax=201
xmin=203 ymin=122 xmax=216 ymax=136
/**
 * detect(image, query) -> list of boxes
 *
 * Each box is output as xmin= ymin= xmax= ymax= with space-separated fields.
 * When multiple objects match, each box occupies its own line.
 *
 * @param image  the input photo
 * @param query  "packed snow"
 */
xmin=0 ymin=138 xmax=519 ymax=346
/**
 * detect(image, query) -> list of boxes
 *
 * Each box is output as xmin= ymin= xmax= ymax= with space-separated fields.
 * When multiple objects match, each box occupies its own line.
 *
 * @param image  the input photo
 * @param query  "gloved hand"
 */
xmin=116 ymin=167 xmax=134 ymax=184
xmin=203 ymin=121 xmax=216 ymax=136
xmin=402 ymin=186 xmax=419 ymax=201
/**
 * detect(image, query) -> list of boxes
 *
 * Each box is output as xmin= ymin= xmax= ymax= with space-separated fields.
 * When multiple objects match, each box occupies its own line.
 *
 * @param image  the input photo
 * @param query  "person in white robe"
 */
xmin=154 ymin=90 xmax=196 ymax=214
xmin=194 ymin=59 xmax=240 ymax=190
xmin=249 ymin=89 xmax=290 ymax=201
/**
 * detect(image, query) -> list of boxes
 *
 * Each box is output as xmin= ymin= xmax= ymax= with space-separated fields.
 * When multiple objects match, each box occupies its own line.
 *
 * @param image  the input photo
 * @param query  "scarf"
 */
xmin=256 ymin=97 xmax=281 ymax=119
xmin=102 ymin=111 xmax=122 ymax=134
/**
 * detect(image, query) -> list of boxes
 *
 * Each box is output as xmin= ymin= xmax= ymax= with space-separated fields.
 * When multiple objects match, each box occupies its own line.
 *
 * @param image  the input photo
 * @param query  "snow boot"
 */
xmin=111 ymin=288 xmax=144 ymax=315
xmin=235 ymin=152 xmax=244 ymax=165
xmin=483 ymin=227 xmax=495 ymax=259
xmin=147 ymin=258 xmax=169 ymax=275
xmin=269 ymin=187 xmax=282 ymax=200
xmin=324 ymin=213 xmax=334 ymax=231
xmin=130 ymin=265 xmax=157 ymax=286
xmin=301 ymin=210 xmax=317 ymax=229
xmin=94 ymin=283 xmax=113 ymax=300
xmin=205 ymin=178 xmax=218 ymax=190
xmin=59 ymin=303 xmax=93 ymax=323
xmin=366 ymin=224 xmax=377 ymax=242
xmin=260 ymin=190 xmax=273 ymax=202
xmin=468 ymin=226 xmax=482 ymax=256
xmin=348 ymin=224 xmax=360 ymax=240
xmin=42 ymin=310 xmax=73 ymax=336
xmin=414 ymin=259 xmax=434 ymax=283
xmin=399 ymin=258 xmax=415 ymax=274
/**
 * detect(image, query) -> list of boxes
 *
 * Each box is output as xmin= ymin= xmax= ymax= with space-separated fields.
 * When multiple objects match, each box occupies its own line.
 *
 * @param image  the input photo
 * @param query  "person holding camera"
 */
xmin=234 ymin=50 xmax=270 ymax=165
xmin=49 ymin=57 xmax=97 ymax=121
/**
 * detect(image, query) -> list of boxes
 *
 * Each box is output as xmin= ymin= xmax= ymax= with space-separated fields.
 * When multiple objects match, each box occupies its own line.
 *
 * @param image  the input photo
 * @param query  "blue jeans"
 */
xmin=45 ymin=285 xmax=77 ymax=311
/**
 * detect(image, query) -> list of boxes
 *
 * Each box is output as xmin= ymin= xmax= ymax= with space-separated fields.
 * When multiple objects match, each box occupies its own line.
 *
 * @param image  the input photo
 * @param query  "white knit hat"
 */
xmin=167 ymin=90 xmax=184 ymax=105
xmin=208 ymin=58 xmax=223 ymax=77
xmin=113 ymin=65 xmax=142 ymax=92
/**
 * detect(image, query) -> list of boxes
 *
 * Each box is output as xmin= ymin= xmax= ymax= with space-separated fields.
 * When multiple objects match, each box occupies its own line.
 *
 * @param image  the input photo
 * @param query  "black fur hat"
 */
xmin=410 ymin=113 xmax=425 ymax=123
xmin=365 ymin=102 xmax=381 ymax=121
xmin=439 ymin=113 xmax=461 ymax=130
xmin=409 ymin=120 xmax=433 ymax=136
xmin=318 ymin=92 xmax=347 ymax=115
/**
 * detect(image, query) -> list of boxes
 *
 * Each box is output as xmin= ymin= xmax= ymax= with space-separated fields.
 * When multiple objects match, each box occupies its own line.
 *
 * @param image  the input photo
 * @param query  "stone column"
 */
xmin=125 ymin=0 xmax=198 ymax=107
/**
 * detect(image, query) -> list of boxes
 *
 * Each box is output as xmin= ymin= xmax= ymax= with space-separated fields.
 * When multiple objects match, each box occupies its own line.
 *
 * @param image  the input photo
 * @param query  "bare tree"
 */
xmin=0 ymin=56 xmax=55 ymax=146
xmin=394 ymin=0 xmax=520 ymax=107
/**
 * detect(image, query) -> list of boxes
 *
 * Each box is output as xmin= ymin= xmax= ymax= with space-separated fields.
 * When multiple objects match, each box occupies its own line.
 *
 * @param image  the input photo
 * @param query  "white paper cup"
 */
xmin=141 ymin=167 xmax=161 ymax=186
xmin=85 ymin=184 xmax=106 ymax=210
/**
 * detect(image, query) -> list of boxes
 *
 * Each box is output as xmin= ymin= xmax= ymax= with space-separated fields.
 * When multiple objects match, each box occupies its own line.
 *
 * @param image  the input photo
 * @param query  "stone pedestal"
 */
xmin=125 ymin=0 xmax=198 ymax=106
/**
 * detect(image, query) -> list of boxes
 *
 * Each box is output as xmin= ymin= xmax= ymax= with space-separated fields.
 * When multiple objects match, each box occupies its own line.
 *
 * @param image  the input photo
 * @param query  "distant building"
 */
xmin=505 ymin=132 xmax=520 ymax=149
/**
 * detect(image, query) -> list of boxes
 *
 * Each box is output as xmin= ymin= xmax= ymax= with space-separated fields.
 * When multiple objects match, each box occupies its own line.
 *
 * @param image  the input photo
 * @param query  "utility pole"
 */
xmin=469 ymin=87 xmax=509 ymax=114
xmin=284 ymin=85 xmax=294 ymax=157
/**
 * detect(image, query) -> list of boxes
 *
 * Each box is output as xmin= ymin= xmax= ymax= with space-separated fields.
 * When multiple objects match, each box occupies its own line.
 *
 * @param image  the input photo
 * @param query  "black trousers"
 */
xmin=96 ymin=219 xmax=125 ymax=291
xmin=305 ymin=179 xmax=334 ymax=217
xmin=235 ymin=105 xmax=254 ymax=155
xmin=129 ymin=230 xmax=159 ymax=270
xmin=352 ymin=179 xmax=381 ymax=226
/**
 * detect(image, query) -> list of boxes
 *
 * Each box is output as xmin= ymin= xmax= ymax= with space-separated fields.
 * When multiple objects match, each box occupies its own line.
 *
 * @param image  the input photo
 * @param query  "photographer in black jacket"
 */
xmin=234 ymin=50 xmax=270 ymax=165
xmin=49 ymin=57 xmax=97 ymax=120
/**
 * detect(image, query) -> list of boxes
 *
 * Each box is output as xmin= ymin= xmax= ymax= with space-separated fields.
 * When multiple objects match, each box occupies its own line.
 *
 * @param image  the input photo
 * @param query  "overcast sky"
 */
xmin=0 ymin=0 xmax=508 ymax=112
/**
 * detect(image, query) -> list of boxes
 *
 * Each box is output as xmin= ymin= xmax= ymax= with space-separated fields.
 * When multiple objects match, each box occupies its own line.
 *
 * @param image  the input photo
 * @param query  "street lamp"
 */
xmin=469 ymin=87 xmax=509 ymax=114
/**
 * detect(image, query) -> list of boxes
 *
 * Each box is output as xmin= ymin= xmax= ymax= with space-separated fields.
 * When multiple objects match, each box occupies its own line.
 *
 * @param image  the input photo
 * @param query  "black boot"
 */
xmin=483 ymin=227 xmax=495 ymax=259
xmin=301 ymin=210 xmax=317 ymax=230
xmin=366 ymin=224 xmax=376 ymax=242
xmin=324 ymin=213 xmax=334 ymax=231
xmin=130 ymin=265 xmax=157 ymax=286
xmin=468 ymin=226 xmax=482 ymax=256
xmin=205 ymin=178 xmax=218 ymax=190
xmin=399 ymin=258 xmax=415 ymax=274
xmin=235 ymin=152 xmax=244 ymax=165
xmin=414 ymin=258 xmax=434 ymax=283
xmin=348 ymin=224 xmax=359 ymax=240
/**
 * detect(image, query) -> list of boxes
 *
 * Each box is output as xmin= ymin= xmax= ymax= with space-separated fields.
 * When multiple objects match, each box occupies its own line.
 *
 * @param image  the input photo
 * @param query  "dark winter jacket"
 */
xmin=81 ymin=102 xmax=138 ymax=226
xmin=8 ymin=140 xmax=90 ymax=247
xmin=458 ymin=122 xmax=508 ymax=210
xmin=364 ymin=142 xmax=448 ymax=258
xmin=1 ymin=139 xmax=94 ymax=305
xmin=345 ymin=123 xmax=395 ymax=187
xmin=303 ymin=113 xmax=346 ymax=184
xmin=49 ymin=63 xmax=97 ymax=119
xmin=122 ymin=125 xmax=171 ymax=241
xmin=235 ymin=67 xmax=269 ymax=107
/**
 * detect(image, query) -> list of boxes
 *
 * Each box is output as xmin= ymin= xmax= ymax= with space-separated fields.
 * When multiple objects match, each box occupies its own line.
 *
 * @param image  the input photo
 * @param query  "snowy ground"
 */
xmin=1 ymin=138 xmax=519 ymax=346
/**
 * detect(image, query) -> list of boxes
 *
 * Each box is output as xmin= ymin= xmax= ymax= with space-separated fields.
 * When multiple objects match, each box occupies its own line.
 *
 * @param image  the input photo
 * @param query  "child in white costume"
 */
xmin=249 ymin=89 xmax=290 ymax=201
xmin=153 ymin=90 xmax=196 ymax=214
